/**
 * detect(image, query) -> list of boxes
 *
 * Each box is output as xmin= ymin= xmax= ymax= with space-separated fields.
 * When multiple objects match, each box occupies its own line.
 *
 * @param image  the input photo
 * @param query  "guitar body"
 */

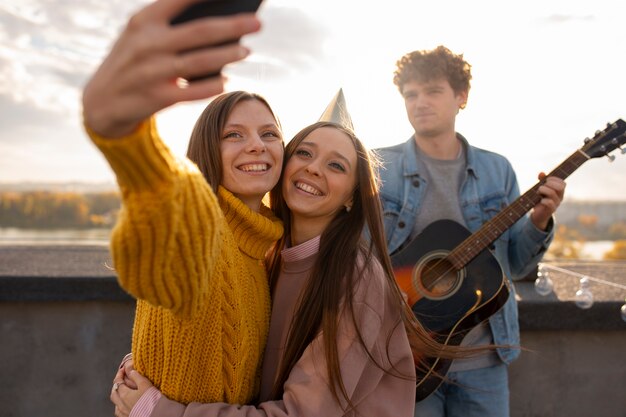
xmin=391 ymin=219 xmax=510 ymax=400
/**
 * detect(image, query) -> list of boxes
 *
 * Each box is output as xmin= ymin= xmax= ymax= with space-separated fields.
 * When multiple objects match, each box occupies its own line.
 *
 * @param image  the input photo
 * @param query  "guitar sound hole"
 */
xmin=414 ymin=255 xmax=462 ymax=300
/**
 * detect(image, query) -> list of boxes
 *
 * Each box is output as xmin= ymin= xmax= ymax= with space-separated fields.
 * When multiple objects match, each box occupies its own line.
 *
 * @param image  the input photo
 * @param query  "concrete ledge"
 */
xmin=518 ymin=298 xmax=625 ymax=331
xmin=2 ymin=245 xmax=624 ymax=329
xmin=0 ymin=276 xmax=131 ymax=301
xmin=0 ymin=245 xmax=130 ymax=301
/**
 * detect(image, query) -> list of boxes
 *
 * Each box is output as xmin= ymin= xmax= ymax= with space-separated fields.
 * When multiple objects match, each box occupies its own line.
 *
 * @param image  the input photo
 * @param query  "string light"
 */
xmin=574 ymin=276 xmax=593 ymax=309
xmin=534 ymin=267 xmax=554 ymax=296
xmin=536 ymin=263 xmax=626 ymax=321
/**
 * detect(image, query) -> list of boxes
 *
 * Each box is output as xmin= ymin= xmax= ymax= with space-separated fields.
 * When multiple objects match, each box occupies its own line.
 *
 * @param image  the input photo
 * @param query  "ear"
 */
xmin=457 ymin=90 xmax=468 ymax=110
xmin=344 ymin=197 xmax=353 ymax=213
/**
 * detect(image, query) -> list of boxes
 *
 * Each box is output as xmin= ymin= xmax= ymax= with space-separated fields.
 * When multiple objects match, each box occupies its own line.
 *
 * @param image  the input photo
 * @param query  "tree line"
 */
xmin=1 ymin=191 xmax=625 ymax=259
xmin=0 ymin=191 xmax=120 ymax=229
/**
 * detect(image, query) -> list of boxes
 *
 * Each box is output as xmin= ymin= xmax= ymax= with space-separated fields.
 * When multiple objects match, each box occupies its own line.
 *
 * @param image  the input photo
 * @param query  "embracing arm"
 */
xmin=117 ymin=306 xmax=385 ymax=417
xmin=114 ymin=262 xmax=414 ymax=417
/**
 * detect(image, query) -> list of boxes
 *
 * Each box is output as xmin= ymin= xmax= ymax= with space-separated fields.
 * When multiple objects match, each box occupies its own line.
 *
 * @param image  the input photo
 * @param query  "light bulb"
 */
xmin=534 ymin=275 xmax=553 ymax=296
xmin=575 ymin=288 xmax=594 ymax=309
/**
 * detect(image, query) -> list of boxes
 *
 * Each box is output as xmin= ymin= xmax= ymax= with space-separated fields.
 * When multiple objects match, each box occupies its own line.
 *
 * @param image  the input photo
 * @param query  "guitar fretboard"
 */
xmin=447 ymin=149 xmax=590 ymax=269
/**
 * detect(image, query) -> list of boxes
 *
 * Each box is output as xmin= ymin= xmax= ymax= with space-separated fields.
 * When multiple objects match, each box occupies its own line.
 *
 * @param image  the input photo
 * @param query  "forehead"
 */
xmin=227 ymin=100 xmax=275 ymax=124
xmin=401 ymin=78 xmax=452 ymax=94
xmin=301 ymin=127 xmax=357 ymax=160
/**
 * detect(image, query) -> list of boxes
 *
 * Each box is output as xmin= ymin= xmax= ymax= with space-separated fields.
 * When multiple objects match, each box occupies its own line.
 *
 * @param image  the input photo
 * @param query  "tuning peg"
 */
xmin=584 ymin=137 xmax=591 ymax=144
xmin=599 ymin=144 xmax=615 ymax=161
xmin=613 ymin=137 xmax=626 ymax=154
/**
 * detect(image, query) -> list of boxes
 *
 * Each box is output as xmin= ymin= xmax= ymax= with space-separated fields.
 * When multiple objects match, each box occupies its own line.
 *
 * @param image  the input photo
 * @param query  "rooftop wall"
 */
xmin=1 ymin=246 xmax=625 ymax=417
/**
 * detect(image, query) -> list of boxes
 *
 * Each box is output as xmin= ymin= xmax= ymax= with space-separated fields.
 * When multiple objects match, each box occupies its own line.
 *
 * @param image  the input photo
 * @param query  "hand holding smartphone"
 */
xmin=171 ymin=0 xmax=263 ymax=81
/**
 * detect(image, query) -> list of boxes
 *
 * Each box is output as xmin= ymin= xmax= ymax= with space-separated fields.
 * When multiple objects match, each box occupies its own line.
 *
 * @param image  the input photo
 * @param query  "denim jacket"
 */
xmin=375 ymin=134 xmax=554 ymax=364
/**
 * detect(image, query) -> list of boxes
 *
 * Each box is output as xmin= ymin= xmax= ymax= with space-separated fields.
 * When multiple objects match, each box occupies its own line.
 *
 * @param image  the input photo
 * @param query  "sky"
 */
xmin=0 ymin=0 xmax=625 ymax=201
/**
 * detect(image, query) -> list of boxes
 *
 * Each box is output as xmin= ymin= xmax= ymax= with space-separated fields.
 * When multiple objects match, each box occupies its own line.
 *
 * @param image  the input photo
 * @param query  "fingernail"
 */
xmin=243 ymin=15 xmax=261 ymax=31
xmin=239 ymin=46 xmax=250 ymax=59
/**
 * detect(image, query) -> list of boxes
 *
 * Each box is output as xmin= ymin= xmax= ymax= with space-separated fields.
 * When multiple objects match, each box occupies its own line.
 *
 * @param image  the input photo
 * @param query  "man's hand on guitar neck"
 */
xmin=530 ymin=172 xmax=566 ymax=231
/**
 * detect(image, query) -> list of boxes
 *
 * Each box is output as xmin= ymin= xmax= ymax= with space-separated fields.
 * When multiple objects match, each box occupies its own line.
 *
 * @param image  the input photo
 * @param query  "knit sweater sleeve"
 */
xmin=86 ymin=117 xmax=222 ymax=318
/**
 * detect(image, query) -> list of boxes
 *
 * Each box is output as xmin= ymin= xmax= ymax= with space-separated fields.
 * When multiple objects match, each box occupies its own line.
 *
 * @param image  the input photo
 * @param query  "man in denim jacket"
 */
xmin=376 ymin=46 xmax=566 ymax=417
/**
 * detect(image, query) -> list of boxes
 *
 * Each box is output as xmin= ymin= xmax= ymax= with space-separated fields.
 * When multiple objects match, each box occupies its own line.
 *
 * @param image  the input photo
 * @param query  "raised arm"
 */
xmin=82 ymin=0 xmax=261 ymax=317
xmin=82 ymin=0 xmax=260 ymax=138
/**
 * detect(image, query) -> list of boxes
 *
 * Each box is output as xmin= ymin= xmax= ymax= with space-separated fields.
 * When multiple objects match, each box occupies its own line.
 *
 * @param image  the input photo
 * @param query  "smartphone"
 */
xmin=171 ymin=0 xmax=263 ymax=81
xmin=171 ymin=0 xmax=263 ymax=25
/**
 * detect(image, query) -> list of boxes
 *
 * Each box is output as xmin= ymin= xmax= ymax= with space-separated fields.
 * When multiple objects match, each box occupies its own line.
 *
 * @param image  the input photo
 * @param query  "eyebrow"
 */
xmin=299 ymin=141 xmax=353 ymax=169
xmin=224 ymin=123 xmax=278 ymax=130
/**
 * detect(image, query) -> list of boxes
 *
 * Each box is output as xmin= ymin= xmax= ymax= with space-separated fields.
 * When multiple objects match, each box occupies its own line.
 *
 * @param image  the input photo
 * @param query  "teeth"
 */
xmin=295 ymin=182 xmax=322 ymax=196
xmin=239 ymin=164 xmax=268 ymax=172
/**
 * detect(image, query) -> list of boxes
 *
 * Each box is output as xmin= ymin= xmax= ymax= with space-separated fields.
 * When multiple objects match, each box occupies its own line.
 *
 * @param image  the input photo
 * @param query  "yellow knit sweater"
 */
xmin=87 ymin=118 xmax=283 ymax=405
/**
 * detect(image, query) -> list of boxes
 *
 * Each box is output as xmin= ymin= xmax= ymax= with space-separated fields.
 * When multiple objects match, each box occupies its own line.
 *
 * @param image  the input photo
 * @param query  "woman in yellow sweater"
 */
xmin=82 ymin=0 xmax=282 ymax=406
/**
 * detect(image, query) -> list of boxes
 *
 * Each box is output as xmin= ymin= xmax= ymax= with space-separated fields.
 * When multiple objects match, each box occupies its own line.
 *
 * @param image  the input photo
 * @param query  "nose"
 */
xmin=246 ymin=134 xmax=266 ymax=153
xmin=304 ymin=159 xmax=321 ymax=176
xmin=414 ymin=95 xmax=428 ymax=109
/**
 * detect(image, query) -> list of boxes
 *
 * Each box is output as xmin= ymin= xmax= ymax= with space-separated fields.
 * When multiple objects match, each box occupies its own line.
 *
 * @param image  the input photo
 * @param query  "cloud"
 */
xmin=232 ymin=6 xmax=333 ymax=80
xmin=0 ymin=1 xmax=150 ymax=171
xmin=0 ymin=94 xmax=66 ymax=142
xmin=541 ymin=14 xmax=595 ymax=24
xmin=0 ymin=0 xmax=330 ymax=181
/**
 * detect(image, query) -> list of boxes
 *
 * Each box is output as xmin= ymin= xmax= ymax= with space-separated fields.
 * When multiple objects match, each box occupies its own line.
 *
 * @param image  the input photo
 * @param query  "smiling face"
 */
xmin=220 ymin=99 xmax=284 ymax=210
xmin=401 ymin=78 xmax=467 ymax=139
xmin=282 ymin=126 xmax=358 ymax=244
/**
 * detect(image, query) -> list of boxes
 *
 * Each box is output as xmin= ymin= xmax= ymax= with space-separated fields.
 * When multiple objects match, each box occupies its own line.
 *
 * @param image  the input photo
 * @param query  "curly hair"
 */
xmin=393 ymin=45 xmax=472 ymax=96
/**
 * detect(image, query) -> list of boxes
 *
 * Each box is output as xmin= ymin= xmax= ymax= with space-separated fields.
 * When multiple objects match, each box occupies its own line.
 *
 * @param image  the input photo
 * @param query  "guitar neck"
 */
xmin=447 ymin=149 xmax=590 ymax=268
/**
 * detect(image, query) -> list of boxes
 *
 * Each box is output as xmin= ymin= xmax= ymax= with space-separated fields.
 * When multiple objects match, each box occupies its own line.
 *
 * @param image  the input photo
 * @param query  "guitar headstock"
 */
xmin=582 ymin=119 xmax=626 ymax=159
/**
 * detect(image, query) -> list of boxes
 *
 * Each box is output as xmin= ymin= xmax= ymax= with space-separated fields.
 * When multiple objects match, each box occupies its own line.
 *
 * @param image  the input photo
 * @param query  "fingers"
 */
xmin=112 ymin=362 xmax=126 ymax=394
xmin=166 ymin=13 xmax=261 ymax=53
xmin=545 ymin=176 xmax=566 ymax=198
xmin=128 ymin=370 xmax=153 ymax=390
xmin=122 ymin=359 xmax=138 ymax=389
xmin=114 ymin=365 xmax=126 ymax=383
xmin=530 ymin=174 xmax=566 ymax=230
xmin=140 ymin=0 xmax=204 ymax=22
xmin=178 ymin=44 xmax=250 ymax=82
xmin=123 ymin=375 xmax=137 ymax=389
xmin=110 ymin=380 xmax=125 ymax=409
xmin=111 ymin=383 xmax=134 ymax=417
xmin=129 ymin=4 xmax=260 ymax=56
xmin=539 ymin=177 xmax=566 ymax=206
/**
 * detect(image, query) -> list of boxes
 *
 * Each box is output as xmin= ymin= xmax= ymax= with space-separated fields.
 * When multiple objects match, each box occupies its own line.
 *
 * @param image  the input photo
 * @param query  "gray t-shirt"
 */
xmin=410 ymin=145 xmax=466 ymax=241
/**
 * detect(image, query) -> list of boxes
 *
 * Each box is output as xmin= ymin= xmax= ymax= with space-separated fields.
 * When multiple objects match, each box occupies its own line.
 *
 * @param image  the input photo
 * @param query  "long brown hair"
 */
xmin=267 ymin=122 xmax=460 ymax=410
xmin=186 ymin=91 xmax=281 ymax=191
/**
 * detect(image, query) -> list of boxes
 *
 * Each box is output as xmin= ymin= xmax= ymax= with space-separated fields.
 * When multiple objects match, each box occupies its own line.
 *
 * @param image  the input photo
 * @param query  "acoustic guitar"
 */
xmin=390 ymin=119 xmax=626 ymax=401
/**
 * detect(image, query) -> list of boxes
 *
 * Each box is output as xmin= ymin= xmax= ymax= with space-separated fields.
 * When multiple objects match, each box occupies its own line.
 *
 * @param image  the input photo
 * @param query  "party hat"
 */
xmin=318 ymin=88 xmax=354 ymax=131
